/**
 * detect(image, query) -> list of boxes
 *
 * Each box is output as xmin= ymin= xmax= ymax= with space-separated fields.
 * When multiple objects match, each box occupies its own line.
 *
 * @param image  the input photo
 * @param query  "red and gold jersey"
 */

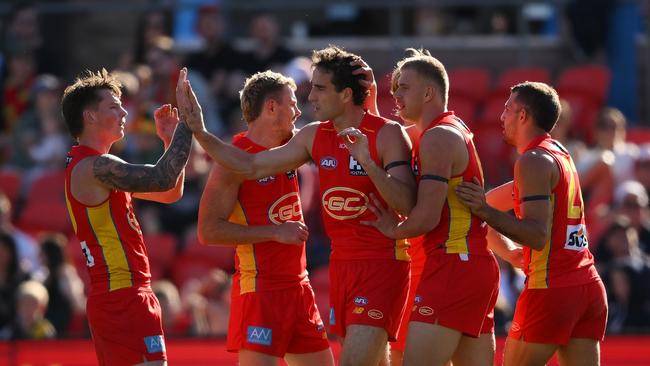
xmin=414 ymin=112 xmax=489 ymax=257
xmin=65 ymin=145 xmax=150 ymax=295
xmin=311 ymin=112 xmax=410 ymax=261
xmin=230 ymin=133 xmax=308 ymax=295
xmin=514 ymin=134 xmax=600 ymax=289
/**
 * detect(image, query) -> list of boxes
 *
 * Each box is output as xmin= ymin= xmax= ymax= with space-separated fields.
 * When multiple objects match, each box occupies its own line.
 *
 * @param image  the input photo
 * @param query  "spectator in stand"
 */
xmin=11 ymin=280 xmax=56 ymax=340
xmin=132 ymin=9 xmax=174 ymax=66
xmin=27 ymin=75 xmax=71 ymax=172
xmin=39 ymin=234 xmax=86 ymax=337
xmin=596 ymin=217 xmax=650 ymax=333
xmin=0 ymin=231 xmax=31 ymax=339
xmin=1 ymin=2 xmax=62 ymax=78
xmin=181 ymin=268 xmax=231 ymax=337
xmin=0 ymin=193 xmax=41 ymax=277
xmin=578 ymin=107 xmax=638 ymax=187
xmin=152 ymin=280 xmax=192 ymax=337
xmin=185 ymin=5 xmax=247 ymax=135
xmin=246 ymin=12 xmax=295 ymax=73
xmin=144 ymin=36 xmax=222 ymax=135
xmin=0 ymin=48 xmax=37 ymax=140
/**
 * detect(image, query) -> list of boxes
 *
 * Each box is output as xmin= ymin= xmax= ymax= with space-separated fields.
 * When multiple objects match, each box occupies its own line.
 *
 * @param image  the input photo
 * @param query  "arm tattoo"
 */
xmin=93 ymin=122 xmax=192 ymax=192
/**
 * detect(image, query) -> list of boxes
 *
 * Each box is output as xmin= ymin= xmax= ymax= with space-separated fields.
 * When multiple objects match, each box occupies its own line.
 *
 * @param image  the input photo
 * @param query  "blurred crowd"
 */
xmin=0 ymin=2 xmax=649 ymax=341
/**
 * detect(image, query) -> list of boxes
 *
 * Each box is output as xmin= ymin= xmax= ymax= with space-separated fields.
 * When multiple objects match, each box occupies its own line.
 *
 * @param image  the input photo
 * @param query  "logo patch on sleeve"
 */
xmin=247 ymin=326 xmax=273 ymax=346
xmin=144 ymin=335 xmax=166 ymax=353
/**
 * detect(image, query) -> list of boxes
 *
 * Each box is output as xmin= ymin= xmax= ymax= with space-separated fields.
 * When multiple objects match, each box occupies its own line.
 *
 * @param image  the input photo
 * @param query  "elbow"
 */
xmin=529 ymin=229 xmax=550 ymax=251
xmin=197 ymin=221 xmax=228 ymax=246
xmin=412 ymin=215 xmax=439 ymax=236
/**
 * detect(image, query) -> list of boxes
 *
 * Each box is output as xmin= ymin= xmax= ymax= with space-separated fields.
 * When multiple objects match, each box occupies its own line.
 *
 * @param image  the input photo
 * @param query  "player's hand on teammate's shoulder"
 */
xmin=274 ymin=221 xmax=309 ymax=245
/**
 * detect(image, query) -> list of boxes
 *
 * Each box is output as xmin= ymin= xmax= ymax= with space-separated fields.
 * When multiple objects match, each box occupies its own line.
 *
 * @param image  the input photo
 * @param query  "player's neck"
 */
xmin=246 ymin=123 xmax=285 ymax=149
xmin=517 ymin=128 xmax=547 ymax=154
xmin=417 ymin=106 xmax=446 ymax=130
xmin=77 ymin=134 xmax=113 ymax=154
xmin=331 ymin=106 xmax=365 ymax=132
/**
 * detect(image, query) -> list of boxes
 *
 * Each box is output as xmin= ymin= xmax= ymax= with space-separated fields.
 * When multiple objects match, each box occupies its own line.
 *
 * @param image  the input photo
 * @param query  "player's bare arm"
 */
xmin=339 ymin=122 xmax=415 ymax=215
xmin=133 ymin=104 xmax=186 ymax=203
xmin=456 ymin=150 xmax=556 ymax=250
xmin=198 ymin=164 xmax=308 ymax=246
xmin=176 ymin=67 xmax=313 ymax=179
xmin=92 ymin=121 xmax=191 ymax=193
xmin=486 ymin=181 xmax=515 ymax=212
xmin=362 ymin=126 xmax=458 ymax=238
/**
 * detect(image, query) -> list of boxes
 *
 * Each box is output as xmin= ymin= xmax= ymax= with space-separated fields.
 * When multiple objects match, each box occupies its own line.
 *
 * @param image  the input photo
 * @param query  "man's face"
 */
xmin=392 ymin=68 xmax=427 ymax=125
xmin=308 ymin=68 xmax=346 ymax=122
xmin=501 ymin=92 xmax=525 ymax=146
xmin=90 ymin=89 xmax=128 ymax=142
xmin=273 ymin=85 xmax=301 ymax=139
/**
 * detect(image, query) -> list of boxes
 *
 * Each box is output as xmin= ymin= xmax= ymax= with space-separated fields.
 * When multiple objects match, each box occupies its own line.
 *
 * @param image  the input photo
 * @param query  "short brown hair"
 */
xmin=311 ymin=45 xmax=368 ymax=106
xmin=511 ymin=82 xmax=561 ymax=132
xmin=395 ymin=48 xmax=449 ymax=106
xmin=240 ymin=71 xmax=296 ymax=123
xmin=61 ymin=69 xmax=122 ymax=139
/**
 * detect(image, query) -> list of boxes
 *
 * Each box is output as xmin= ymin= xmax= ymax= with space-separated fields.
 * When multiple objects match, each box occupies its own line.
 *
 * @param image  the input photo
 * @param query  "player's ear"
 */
xmin=341 ymin=87 xmax=353 ymax=103
xmin=83 ymin=108 xmax=96 ymax=124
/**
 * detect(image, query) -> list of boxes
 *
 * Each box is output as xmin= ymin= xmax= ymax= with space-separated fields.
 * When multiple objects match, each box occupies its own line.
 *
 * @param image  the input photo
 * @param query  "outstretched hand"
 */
xmin=337 ymin=127 xmax=371 ymax=166
xmin=274 ymin=221 xmax=309 ymax=245
xmin=153 ymin=104 xmax=180 ymax=147
xmin=175 ymin=67 xmax=205 ymax=133
xmin=360 ymin=193 xmax=401 ymax=239
xmin=455 ymin=177 xmax=489 ymax=218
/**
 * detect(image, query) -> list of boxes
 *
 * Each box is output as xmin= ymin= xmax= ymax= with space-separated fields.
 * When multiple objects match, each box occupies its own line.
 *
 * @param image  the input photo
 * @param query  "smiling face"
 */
xmin=308 ymin=67 xmax=346 ymax=122
xmin=392 ymin=68 xmax=428 ymax=125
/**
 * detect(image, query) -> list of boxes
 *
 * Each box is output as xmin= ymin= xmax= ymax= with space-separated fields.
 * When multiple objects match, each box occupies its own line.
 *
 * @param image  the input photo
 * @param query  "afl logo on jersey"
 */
xmin=320 ymin=156 xmax=338 ymax=170
xmin=322 ymin=187 xmax=368 ymax=220
xmin=268 ymin=192 xmax=303 ymax=225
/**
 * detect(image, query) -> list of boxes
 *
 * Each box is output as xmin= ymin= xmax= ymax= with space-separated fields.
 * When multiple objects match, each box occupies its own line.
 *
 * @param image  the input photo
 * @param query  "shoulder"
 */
xmin=421 ymin=125 xmax=464 ymax=149
xmin=516 ymin=149 xmax=558 ymax=176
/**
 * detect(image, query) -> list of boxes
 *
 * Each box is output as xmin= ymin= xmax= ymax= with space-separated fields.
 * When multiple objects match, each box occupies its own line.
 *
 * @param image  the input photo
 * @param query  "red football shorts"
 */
xmin=227 ymin=282 xmax=330 ymax=357
xmin=409 ymin=252 xmax=500 ymax=337
xmin=508 ymin=280 xmax=608 ymax=345
xmin=86 ymin=286 xmax=166 ymax=366
xmin=390 ymin=269 xmax=423 ymax=352
xmin=328 ymin=259 xmax=410 ymax=341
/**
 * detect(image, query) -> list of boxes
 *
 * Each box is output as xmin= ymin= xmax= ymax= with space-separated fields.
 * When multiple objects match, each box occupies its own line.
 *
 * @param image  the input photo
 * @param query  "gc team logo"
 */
xmin=268 ymin=192 xmax=302 ymax=225
xmin=367 ymin=309 xmax=384 ymax=319
xmin=322 ymin=187 xmax=368 ymax=220
xmin=418 ymin=306 xmax=434 ymax=316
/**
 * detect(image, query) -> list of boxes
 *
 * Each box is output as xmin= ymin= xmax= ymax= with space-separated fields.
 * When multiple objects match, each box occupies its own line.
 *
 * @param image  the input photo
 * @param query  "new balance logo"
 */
xmin=247 ymin=326 xmax=272 ymax=346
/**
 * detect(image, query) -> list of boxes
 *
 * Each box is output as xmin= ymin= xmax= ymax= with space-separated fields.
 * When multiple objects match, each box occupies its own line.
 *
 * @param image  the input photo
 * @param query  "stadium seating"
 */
xmin=448 ymin=67 xmax=491 ymax=103
xmin=144 ymin=232 xmax=178 ymax=281
xmin=491 ymin=66 xmax=551 ymax=98
xmin=556 ymin=64 xmax=611 ymax=105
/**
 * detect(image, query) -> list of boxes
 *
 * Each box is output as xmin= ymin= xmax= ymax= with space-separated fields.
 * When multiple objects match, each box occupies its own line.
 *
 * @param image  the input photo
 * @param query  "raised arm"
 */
xmin=133 ymin=104 xmax=186 ymax=203
xmin=456 ymin=150 xmax=556 ymax=250
xmin=197 ymin=163 xmax=308 ymax=246
xmin=339 ymin=122 xmax=415 ymax=215
xmin=92 ymin=121 xmax=191 ymax=193
xmin=176 ymin=68 xmax=313 ymax=179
